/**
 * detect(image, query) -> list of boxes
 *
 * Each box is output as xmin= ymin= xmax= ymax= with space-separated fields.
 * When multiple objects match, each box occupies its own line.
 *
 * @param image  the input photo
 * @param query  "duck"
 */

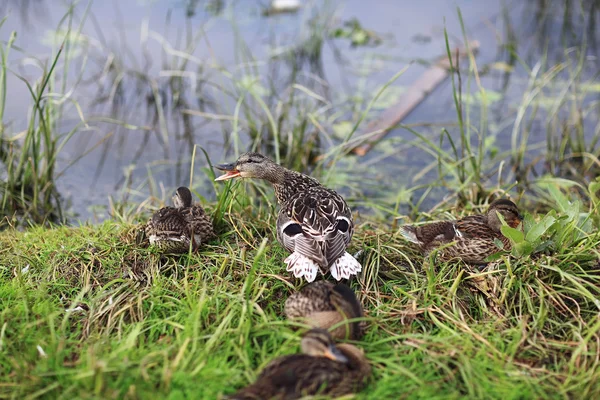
xmin=145 ymin=186 xmax=215 ymax=253
xmin=285 ymin=281 xmax=364 ymax=340
xmin=400 ymin=199 xmax=523 ymax=264
xmin=214 ymin=152 xmax=361 ymax=282
xmin=228 ymin=328 xmax=371 ymax=400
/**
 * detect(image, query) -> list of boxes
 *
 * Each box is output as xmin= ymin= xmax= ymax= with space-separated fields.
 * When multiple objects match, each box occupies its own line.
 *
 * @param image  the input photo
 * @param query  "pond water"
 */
xmin=1 ymin=0 xmax=599 ymax=222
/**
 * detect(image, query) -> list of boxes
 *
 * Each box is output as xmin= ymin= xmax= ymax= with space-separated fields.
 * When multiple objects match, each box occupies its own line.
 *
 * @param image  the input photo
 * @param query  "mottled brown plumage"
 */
xmin=145 ymin=187 xmax=215 ymax=253
xmin=215 ymin=152 xmax=361 ymax=282
xmin=228 ymin=329 xmax=370 ymax=400
xmin=285 ymin=281 xmax=364 ymax=340
xmin=400 ymin=199 xmax=523 ymax=264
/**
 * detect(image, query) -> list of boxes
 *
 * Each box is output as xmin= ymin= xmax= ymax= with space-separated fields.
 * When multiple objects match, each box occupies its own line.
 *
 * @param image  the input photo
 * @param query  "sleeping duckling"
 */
xmin=228 ymin=328 xmax=371 ymax=400
xmin=400 ymin=199 xmax=523 ymax=264
xmin=145 ymin=186 xmax=214 ymax=253
xmin=285 ymin=281 xmax=364 ymax=340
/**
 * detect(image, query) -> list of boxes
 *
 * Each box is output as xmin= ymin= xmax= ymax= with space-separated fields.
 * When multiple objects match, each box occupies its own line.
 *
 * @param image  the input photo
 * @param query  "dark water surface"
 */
xmin=1 ymin=0 xmax=598 ymax=221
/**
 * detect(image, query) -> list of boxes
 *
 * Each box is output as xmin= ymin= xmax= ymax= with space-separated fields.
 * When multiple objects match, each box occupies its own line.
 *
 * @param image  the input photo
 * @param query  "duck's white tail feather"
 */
xmin=399 ymin=226 xmax=421 ymax=244
xmin=330 ymin=252 xmax=362 ymax=281
xmin=284 ymin=252 xmax=319 ymax=283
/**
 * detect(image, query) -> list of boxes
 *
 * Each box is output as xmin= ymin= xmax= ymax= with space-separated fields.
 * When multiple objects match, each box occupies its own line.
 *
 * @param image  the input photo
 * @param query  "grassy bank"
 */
xmin=1 ymin=177 xmax=599 ymax=399
xmin=2 ymin=2 xmax=600 ymax=399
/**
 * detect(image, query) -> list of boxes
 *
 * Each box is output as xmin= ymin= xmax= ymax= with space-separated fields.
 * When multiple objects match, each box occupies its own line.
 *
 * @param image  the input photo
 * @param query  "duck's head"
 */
xmin=301 ymin=328 xmax=348 ymax=363
xmin=214 ymin=152 xmax=283 ymax=183
xmin=173 ymin=187 xmax=193 ymax=208
xmin=487 ymin=199 xmax=523 ymax=231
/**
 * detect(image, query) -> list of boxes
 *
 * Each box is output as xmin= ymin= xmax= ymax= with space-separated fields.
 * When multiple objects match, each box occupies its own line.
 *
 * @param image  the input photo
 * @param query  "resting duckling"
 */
xmin=214 ymin=152 xmax=361 ymax=282
xmin=228 ymin=328 xmax=371 ymax=400
xmin=285 ymin=281 xmax=364 ymax=340
xmin=145 ymin=186 xmax=214 ymax=253
xmin=400 ymin=199 xmax=523 ymax=264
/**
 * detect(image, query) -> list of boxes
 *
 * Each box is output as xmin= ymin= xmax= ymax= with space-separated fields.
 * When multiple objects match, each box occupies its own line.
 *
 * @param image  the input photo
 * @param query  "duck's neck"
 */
xmin=486 ymin=212 xmax=504 ymax=233
xmin=270 ymin=169 xmax=322 ymax=204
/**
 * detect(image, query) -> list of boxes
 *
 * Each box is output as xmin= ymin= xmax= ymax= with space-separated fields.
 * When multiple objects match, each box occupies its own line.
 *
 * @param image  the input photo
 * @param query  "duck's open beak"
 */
xmin=214 ymin=163 xmax=241 ymax=181
xmin=323 ymin=344 xmax=349 ymax=363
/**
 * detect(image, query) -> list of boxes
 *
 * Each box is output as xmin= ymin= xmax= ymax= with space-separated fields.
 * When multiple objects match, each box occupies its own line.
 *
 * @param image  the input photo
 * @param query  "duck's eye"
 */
xmin=337 ymin=219 xmax=349 ymax=233
xmin=283 ymin=224 xmax=303 ymax=236
xmin=502 ymin=209 xmax=516 ymax=218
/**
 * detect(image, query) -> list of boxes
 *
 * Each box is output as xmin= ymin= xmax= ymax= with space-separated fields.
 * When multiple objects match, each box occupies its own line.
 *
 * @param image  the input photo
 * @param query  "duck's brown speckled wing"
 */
xmin=284 ymin=281 xmax=336 ymax=318
xmin=277 ymin=186 xmax=353 ymax=269
xmin=430 ymin=215 xmax=509 ymax=263
xmin=408 ymin=215 xmax=486 ymax=247
xmin=145 ymin=207 xmax=191 ymax=252
xmin=180 ymin=205 xmax=215 ymax=245
xmin=148 ymin=207 xmax=187 ymax=232
xmin=454 ymin=215 xmax=488 ymax=237
xmin=410 ymin=220 xmax=456 ymax=246
xmin=230 ymin=354 xmax=358 ymax=400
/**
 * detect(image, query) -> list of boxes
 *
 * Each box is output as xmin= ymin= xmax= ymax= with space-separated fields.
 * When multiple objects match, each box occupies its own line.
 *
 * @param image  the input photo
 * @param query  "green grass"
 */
xmin=1 ymin=177 xmax=599 ymax=399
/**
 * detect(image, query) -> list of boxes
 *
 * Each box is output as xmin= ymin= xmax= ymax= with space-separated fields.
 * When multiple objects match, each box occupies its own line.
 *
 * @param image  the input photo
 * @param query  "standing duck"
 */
xmin=145 ymin=186 xmax=215 ymax=253
xmin=214 ymin=152 xmax=361 ymax=282
xmin=400 ymin=199 xmax=523 ymax=264
xmin=285 ymin=281 xmax=364 ymax=340
xmin=228 ymin=328 xmax=371 ymax=400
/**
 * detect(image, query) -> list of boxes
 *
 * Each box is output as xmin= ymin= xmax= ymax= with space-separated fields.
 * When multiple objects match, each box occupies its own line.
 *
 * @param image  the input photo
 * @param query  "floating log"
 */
xmin=350 ymin=40 xmax=480 ymax=156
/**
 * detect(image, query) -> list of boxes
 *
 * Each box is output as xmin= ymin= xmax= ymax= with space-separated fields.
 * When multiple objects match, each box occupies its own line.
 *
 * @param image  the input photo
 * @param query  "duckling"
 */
xmin=214 ymin=152 xmax=361 ymax=282
xmin=400 ymin=199 xmax=523 ymax=264
xmin=285 ymin=281 xmax=364 ymax=340
xmin=145 ymin=186 xmax=214 ymax=253
xmin=228 ymin=328 xmax=371 ymax=400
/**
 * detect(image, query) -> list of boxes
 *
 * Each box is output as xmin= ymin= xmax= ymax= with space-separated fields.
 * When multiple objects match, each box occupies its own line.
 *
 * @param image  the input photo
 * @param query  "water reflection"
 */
xmin=1 ymin=0 xmax=48 ymax=26
xmin=1 ymin=0 xmax=599 ymax=223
